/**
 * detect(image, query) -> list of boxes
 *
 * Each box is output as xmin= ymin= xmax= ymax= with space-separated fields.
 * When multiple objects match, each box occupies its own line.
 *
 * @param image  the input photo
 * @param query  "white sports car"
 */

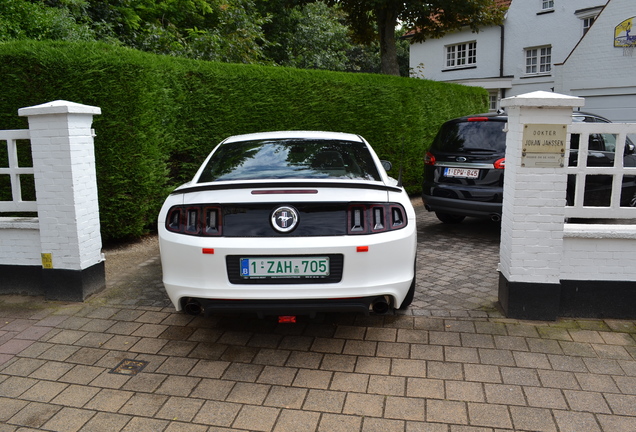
xmin=158 ymin=131 xmax=417 ymax=317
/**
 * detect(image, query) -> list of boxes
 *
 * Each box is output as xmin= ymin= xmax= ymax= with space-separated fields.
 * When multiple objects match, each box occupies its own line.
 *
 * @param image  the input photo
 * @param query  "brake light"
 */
xmin=166 ymin=205 xmax=223 ymax=236
xmin=494 ymin=158 xmax=505 ymax=169
xmin=347 ymin=203 xmax=407 ymax=234
xmin=424 ymin=152 xmax=436 ymax=166
xmin=467 ymin=117 xmax=489 ymax=122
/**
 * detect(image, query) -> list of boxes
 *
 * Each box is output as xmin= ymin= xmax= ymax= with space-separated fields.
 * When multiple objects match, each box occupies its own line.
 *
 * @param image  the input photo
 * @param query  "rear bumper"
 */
xmin=181 ymin=296 xmax=388 ymax=318
xmin=421 ymin=194 xmax=502 ymax=219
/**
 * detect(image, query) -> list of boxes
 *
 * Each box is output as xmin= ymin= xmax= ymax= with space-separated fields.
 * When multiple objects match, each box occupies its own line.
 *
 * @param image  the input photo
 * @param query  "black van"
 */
xmin=422 ymin=112 xmax=636 ymax=224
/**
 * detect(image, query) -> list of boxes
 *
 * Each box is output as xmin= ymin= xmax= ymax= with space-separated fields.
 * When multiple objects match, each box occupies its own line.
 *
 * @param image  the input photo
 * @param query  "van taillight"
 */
xmin=347 ymin=203 xmax=407 ymax=234
xmin=424 ymin=152 xmax=436 ymax=166
xmin=166 ymin=205 xmax=222 ymax=236
xmin=494 ymin=158 xmax=505 ymax=169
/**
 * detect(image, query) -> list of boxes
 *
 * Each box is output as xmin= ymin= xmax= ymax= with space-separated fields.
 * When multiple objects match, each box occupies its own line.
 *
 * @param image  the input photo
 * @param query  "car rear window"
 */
xmin=197 ymin=139 xmax=382 ymax=182
xmin=431 ymin=121 xmax=507 ymax=152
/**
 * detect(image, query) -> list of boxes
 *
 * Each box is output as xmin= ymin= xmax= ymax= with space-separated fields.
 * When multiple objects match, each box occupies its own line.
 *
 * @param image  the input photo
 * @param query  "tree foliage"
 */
xmin=1 ymin=0 xmax=414 ymax=75
xmin=303 ymin=0 xmax=508 ymax=75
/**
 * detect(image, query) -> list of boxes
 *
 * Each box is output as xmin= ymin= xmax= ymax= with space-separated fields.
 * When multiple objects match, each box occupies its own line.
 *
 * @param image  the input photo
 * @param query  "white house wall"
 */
xmin=503 ymin=0 xmax=605 ymax=97
xmin=409 ymin=0 xmax=615 ymax=112
xmin=554 ymin=1 xmax=636 ymax=122
xmin=409 ymin=26 xmax=502 ymax=84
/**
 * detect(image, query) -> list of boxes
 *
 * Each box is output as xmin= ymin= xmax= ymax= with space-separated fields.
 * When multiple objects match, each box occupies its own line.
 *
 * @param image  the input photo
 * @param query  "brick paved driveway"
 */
xmin=1 ymin=204 xmax=635 ymax=431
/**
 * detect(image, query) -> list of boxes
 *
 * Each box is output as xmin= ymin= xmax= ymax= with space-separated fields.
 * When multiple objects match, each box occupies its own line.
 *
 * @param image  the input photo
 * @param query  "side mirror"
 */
xmin=381 ymin=160 xmax=392 ymax=171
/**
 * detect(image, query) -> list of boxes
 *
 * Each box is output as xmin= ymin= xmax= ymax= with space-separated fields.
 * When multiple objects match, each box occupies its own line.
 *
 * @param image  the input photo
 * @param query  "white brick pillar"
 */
xmin=498 ymin=91 xmax=584 ymax=320
xmin=18 ymin=100 xmax=104 ymax=301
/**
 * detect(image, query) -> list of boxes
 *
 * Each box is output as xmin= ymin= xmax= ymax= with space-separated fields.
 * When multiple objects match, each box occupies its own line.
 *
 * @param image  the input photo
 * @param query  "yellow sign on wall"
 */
xmin=41 ymin=253 xmax=53 ymax=269
xmin=615 ymin=17 xmax=635 ymax=47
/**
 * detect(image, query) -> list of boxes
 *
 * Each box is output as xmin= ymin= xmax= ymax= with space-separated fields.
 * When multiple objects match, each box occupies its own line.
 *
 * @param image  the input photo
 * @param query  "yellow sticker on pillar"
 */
xmin=41 ymin=253 xmax=53 ymax=269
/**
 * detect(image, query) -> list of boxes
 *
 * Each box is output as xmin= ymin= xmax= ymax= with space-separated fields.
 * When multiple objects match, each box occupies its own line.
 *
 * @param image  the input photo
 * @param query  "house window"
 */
xmin=542 ymin=0 xmax=554 ymax=10
xmin=445 ymin=42 xmax=477 ymax=68
xmin=583 ymin=17 xmax=595 ymax=35
xmin=489 ymin=93 xmax=499 ymax=111
xmin=525 ymin=46 xmax=552 ymax=74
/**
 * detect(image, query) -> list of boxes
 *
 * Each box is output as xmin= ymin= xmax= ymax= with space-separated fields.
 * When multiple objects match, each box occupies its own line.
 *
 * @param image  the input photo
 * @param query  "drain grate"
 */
xmin=110 ymin=359 xmax=149 ymax=376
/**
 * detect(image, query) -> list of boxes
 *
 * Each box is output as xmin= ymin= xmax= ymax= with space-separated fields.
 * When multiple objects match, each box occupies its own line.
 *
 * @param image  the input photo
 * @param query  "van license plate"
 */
xmin=444 ymin=168 xmax=479 ymax=179
xmin=240 ymin=257 xmax=330 ymax=278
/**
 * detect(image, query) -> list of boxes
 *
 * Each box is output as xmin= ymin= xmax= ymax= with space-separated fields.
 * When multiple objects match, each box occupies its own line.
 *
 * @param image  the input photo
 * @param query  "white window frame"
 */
xmin=582 ymin=16 xmax=595 ymax=35
xmin=525 ymin=46 xmax=552 ymax=75
xmin=542 ymin=0 xmax=554 ymax=11
xmin=445 ymin=41 xmax=477 ymax=69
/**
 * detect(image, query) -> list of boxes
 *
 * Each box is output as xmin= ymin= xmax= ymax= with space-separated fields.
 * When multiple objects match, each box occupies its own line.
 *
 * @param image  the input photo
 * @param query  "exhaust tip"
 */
xmin=371 ymin=297 xmax=390 ymax=314
xmin=184 ymin=300 xmax=203 ymax=316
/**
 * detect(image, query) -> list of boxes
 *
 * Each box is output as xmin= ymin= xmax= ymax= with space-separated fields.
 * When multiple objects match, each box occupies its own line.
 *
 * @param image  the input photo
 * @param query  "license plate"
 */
xmin=240 ymin=257 xmax=330 ymax=278
xmin=444 ymin=167 xmax=479 ymax=179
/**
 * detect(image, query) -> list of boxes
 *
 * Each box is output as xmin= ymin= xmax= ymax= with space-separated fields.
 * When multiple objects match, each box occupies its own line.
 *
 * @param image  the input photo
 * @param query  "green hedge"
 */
xmin=0 ymin=41 xmax=488 ymax=241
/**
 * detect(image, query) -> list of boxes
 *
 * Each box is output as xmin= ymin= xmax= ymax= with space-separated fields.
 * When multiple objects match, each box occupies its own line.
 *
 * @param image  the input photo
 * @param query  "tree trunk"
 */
xmin=377 ymin=5 xmax=400 ymax=75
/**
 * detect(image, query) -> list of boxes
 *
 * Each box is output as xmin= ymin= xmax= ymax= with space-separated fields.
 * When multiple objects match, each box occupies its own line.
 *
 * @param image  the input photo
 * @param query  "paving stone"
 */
xmin=342 ymin=393 xmax=385 ymax=417
xmin=155 ymin=396 xmax=205 ymax=422
xmin=226 ymin=382 xmax=270 ymax=404
xmin=553 ymin=410 xmax=601 ymax=432
xmin=407 ymin=377 xmax=445 ymax=399
xmin=317 ymin=413 xmax=362 ymax=432
xmin=232 ymin=405 xmax=280 ymax=432
xmin=320 ymin=354 xmax=357 ymax=372
xmin=256 ymin=365 xmax=298 ymax=386
xmin=411 ymin=344 xmax=444 ymax=361
xmin=41 ymin=407 xmax=95 ymax=432
xmin=523 ymin=386 xmax=568 ymax=409
xmin=500 ymin=367 xmax=541 ymax=386
xmin=426 ymin=399 xmax=468 ymax=425
xmin=367 ymin=375 xmax=406 ymax=396
xmin=445 ymin=381 xmax=485 ymax=403
xmin=484 ymin=383 xmax=526 ymax=406
xmin=20 ymin=380 xmax=67 ymax=403
xmin=597 ymin=413 xmax=636 ymax=432
xmin=119 ymin=393 xmax=168 ymax=417
xmin=8 ymin=401 xmax=61 ymax=429
xmin=362 ymin=416 xmax=405 ymax=432
xmin=292 ymin=369 xmax=332 ymax=390
xmin=391 ymin=359 xmax=427 ymax=377
xmin=77 ymin=411 xmax=131 ymax=432
xmin=193 ymin=400 xmax=241 ymax=427
xmin=509 ymin=406 xmax=557 ymax=432
xmin=563 ymin=389 xmax=611 ymax=413
xmin=385 ymin=396 xmax=425 ymax=421
xmin=272 ymin=409 xmax=320 ymax=432
xmin=355 ymin=356 xmax=391 ymax=375
xmin=428 ymin=361 xmax=463 ymax=380
xmin=467 ymin=402 xmax=513 ymax=429
xmin=266 ymin=386 xmax=308 ymax=409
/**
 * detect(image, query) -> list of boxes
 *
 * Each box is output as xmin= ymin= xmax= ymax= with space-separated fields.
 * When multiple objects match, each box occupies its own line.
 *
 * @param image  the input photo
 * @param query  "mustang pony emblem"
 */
xmin=271 ymin=206 xmax=299 ymax=233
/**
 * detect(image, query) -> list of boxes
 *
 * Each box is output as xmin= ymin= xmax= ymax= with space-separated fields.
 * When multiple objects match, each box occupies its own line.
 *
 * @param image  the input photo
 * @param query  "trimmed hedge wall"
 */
xmin=0 ymin=41 xmax=488 ymax=241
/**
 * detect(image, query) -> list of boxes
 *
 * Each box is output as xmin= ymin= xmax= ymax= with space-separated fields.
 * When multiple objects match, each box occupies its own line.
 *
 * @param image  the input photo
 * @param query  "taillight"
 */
xmin=424 ymin=152 xmax=436 ymax=166
xmin=494 ymin=158 xmax=505 ymax=169
xmin=347 ymin=203 xmax=407 ymax=234
xmin=165 ymin=205 xmax=222 ymax=236
xmin=467 ymin=117 xmax=489 ymax=122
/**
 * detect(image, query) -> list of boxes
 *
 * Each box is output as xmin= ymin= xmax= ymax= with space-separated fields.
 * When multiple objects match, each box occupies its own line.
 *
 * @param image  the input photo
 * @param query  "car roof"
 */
xmin=447 ymin=111 xmax=610 ymax=124
xmin=222 ymin=130 xmax=365 ymax=144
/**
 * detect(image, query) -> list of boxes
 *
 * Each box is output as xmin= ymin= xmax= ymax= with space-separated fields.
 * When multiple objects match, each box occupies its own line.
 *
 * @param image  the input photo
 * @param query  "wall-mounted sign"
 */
xmin=615 ymin=17 xmax=635 ymax=47
xmin=521 ymin=124 xmax=567 ymax=168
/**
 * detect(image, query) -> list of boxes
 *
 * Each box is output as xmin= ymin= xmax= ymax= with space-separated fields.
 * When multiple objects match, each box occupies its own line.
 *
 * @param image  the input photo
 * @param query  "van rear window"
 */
xmin=431 ymin=121 xmax=507 ymax=152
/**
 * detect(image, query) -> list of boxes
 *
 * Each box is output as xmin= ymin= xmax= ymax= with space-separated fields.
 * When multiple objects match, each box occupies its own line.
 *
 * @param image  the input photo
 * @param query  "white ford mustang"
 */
xmin=158 ymin=131 xmax=417 ymax=317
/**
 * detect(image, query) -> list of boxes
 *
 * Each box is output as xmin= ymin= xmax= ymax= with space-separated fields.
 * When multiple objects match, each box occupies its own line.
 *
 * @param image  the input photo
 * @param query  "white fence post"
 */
xmin=498 ymin=91 xmax=584 ymax=320
xmin=17 ymin=100 xmax=104 ymax=301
